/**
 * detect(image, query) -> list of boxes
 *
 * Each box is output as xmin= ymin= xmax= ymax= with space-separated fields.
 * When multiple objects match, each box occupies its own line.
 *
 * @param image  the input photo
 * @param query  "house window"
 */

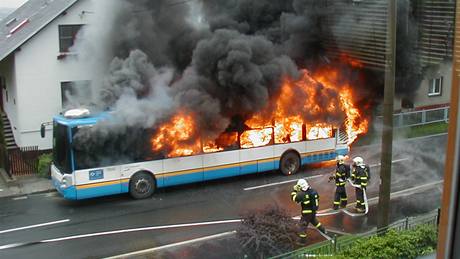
xmin=58 ymin=25 xmax=83 ymax=53
xmin=61 ymin=81 xmax=92 ymax=108
xmin=428 ymin=77 xmax=443 ymax=96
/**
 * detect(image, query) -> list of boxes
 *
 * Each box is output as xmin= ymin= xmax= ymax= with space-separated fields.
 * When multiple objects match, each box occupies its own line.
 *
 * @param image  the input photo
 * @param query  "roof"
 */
xmin=0 ymin=0 xmax=79 ymax=62
xmin=54 ymin=112 xmax=111 ymax=127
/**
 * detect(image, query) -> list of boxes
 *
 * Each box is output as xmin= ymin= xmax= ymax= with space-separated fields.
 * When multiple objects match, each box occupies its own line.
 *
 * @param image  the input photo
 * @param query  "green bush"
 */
xmin=38 ymin=153 xmax=52 ymax=178
xmin=337 ymin=225 xmax=437 ymax=259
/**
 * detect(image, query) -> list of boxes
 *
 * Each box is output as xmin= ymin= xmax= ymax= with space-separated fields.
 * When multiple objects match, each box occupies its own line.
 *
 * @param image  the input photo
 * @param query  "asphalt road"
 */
xmin=0 ymin=134 xmax=447 ymax=259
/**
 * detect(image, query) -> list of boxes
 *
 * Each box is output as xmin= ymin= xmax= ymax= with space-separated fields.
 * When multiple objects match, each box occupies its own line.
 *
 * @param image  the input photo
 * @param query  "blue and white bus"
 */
xmin=48 ymin=109 xmax=349 ymax=200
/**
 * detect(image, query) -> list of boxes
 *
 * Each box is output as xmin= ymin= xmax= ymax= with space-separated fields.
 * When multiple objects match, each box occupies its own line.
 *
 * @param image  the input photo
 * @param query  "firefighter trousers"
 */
xmin=298 ymin=212 xmax=326 ymax=238
xmin=333 ymin=185 xmax=347 ymax=209
xmin=355 ymin=187 xmax=366 ymax=210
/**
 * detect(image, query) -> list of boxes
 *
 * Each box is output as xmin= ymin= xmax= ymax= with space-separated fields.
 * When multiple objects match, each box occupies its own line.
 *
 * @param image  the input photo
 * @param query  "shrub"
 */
xmin=38 ymin=153 xmax=52 ymax=178
xmin=238 ymin=206 xmax=300 ymax=259
xmin=337 ymin=225 xmax=437 ymax=259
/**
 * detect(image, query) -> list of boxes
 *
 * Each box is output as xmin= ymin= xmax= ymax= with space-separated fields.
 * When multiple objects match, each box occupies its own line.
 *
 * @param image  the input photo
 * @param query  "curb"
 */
xmin=0 ymin=188 xmax=56 ymax=199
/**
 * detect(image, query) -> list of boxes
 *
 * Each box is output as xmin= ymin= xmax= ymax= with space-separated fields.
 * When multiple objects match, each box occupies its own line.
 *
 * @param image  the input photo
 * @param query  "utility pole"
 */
xmin=377 ymin=0 xmax=396 ymax=230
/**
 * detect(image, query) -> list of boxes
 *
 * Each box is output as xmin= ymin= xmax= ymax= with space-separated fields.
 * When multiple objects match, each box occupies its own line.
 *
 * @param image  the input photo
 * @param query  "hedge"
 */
xmin=336 ymin=225 xmax=437 ymax=259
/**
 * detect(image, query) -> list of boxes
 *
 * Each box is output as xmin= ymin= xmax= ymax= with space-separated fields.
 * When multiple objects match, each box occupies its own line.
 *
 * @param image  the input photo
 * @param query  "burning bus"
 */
xmin=47 ymin=68 xmax=369 ymax=200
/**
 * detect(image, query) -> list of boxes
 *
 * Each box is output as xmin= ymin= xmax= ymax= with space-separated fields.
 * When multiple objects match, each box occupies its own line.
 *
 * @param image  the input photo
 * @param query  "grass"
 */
xmin=353 ymin=122 xmax=448 ymax=147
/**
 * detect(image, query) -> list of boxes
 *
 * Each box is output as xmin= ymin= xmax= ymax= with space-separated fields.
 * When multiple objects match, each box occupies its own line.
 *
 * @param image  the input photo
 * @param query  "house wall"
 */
xmin=0 ymin=55 xmax=20 ymax=140
xmin=413 ymin=61 xmax=452 ymax=109
xmin=13 ymin=0 xmax=93 ymax=149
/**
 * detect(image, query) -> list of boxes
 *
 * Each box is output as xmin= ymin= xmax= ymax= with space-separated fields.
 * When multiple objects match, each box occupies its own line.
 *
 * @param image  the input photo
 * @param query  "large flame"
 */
xmin=151 ymin=66 xmax=369 ymax=158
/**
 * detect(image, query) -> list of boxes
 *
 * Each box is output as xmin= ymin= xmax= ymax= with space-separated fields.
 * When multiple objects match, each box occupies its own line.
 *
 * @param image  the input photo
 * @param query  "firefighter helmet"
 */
xmin=336 ymin=155 xmax=345 ymax=164
xmin=353 ymin=156 xmax=364 ymax=166
xmin=297 ymin=179 xmax=310 ymax=191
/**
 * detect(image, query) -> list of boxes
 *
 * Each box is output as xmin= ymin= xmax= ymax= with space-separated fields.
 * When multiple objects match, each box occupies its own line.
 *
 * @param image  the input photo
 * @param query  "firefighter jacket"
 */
xmin=351 ymin=165 xmax=370 ymax=188
xmin=335 ymin=163 xmax=350 ymax=186
xmin=291 ymin=187 xmax=320 ymax=215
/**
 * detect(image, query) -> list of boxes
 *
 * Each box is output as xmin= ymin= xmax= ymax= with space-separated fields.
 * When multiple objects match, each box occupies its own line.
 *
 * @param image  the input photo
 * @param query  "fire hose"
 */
xmin=344 ymin=178 xmax=369 ymax=216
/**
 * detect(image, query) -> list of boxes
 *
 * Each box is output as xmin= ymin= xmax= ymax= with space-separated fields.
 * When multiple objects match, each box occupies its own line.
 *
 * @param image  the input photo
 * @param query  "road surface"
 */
xmin=0 ymin=134 xmax=447 ymax=258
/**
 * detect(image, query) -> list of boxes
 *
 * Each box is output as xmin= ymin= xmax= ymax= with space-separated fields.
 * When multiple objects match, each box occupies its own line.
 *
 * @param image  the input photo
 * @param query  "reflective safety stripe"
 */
xmin=360 ymin=177 xmax=368 ymax=180
xmin=303 ymin=200 xmax=310 ymax=205
xmin=362 ymin=183 xmax=368 ymax=186
xmin=298 ymin=233 xmax=307 ymax=238
xmin=336 ymin=182 xmax=345 ymax=186
xmin=357 ymin=200 xmax=362 ymax=204
xmin=292 ymin=194 xmax=297 ymax=202
xmin=341 ymin=198 xmax=348 ymax=201
xmin=333 ymin=201 xmax=340 ymax=205
xmin=302 ymin=210 xmax=313 ymax=214
xmin=315 ymin=222 xmax=322 ymax=228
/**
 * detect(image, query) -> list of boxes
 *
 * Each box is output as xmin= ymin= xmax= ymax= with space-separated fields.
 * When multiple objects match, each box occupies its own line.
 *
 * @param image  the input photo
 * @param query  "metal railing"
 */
xmin=271 ymin=209 xmax=440 ymax=258
xmin=375 ymin=106 xmax=449 ymax=128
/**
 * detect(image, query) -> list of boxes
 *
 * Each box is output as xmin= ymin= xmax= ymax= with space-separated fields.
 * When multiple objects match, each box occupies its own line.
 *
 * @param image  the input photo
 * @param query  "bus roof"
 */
xmin=53 ymin=112 xmax=111 ymax=127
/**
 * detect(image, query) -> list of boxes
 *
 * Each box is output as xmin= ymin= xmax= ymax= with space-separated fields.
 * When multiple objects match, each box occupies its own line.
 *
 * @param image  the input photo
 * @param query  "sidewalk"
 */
xmin=0 ymin=169 xmax=54 ymax=198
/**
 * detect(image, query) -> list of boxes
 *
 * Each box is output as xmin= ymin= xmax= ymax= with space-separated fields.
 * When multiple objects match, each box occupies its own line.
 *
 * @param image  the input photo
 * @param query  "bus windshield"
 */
xmin=53 ymin=122 xmax=72 ymax=174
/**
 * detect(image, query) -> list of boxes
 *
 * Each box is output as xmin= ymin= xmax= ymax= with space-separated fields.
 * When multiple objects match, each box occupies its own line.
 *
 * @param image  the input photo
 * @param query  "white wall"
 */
xmin=413 ymin=62 xmax=452 ymax=109
xmin=13 ymin=0 xmax=93 ymax=149
xmin=0 ymin=55 xmax=20 ymax=138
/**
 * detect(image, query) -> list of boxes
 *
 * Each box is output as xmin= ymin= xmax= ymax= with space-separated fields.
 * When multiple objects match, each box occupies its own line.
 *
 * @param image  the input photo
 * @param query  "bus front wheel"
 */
xmin=280 ymin=152 xmax=300 ymax=176
xmin=129 ymin=172 xmax=155 ymax=199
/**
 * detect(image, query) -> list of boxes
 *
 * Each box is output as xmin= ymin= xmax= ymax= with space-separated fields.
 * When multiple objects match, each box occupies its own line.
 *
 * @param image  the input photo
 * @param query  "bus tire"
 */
xmin=129 ymin=172 xmax=155 ymax=199
xmin=280 ymin=152 xmax=300 ymax=176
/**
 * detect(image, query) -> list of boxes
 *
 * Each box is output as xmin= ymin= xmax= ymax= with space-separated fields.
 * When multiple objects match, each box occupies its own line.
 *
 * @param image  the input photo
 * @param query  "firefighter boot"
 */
xmin=340 ymin=198 xmax=347 ymax=208
xmin=333 ymin=201 xmax=340 ymax=210
xmin=297 ymin=233 xmax=308 ymax=245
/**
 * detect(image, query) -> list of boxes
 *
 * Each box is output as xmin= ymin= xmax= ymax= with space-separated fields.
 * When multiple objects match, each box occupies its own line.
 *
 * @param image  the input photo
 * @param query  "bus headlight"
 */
xmin=60 ymin=175 xmax=73 ymax=189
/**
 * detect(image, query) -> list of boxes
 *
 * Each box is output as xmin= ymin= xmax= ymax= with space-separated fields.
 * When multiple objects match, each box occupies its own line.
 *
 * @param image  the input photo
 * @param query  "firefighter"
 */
xmin=351 ymin=156 xmax=370 ymax=213
xmin=331 ymin=155 xmax=350 ymax=210
xmin=291 ymin=179 xmax=326 ymax=242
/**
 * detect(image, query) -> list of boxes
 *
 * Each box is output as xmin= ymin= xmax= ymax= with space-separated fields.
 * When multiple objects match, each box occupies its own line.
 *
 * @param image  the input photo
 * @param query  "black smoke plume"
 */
xmin=70 ymin=0 xmax=427 ymax=165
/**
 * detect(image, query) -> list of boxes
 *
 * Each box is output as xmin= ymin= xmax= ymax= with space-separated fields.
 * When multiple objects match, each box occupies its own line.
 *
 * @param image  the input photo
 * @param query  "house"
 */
xmin=324 ymin=0 xmax=454 ymax=112
xmin=0 ymin=0 xmax=91 ymax=150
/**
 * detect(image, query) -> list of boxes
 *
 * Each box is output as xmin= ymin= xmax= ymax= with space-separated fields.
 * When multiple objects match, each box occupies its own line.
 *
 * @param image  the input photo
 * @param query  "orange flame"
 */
xmin=151 ymin=111 xmax=201 ymax=157
xmin=151 ymin=65 xmax=369 ymax=158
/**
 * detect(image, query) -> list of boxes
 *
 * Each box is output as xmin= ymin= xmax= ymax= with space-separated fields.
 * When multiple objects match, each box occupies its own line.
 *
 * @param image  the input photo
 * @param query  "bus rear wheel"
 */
xmin=280 ymin=152 xmax=300 ymax=176
xmin=129 ymin=172 xmax=155 ymax=199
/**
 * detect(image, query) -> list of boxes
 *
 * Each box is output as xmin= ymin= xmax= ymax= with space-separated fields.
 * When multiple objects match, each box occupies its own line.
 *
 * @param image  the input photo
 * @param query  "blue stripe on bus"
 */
xmin=163 ymin=171 xmax=203 ymax=187
xmin=258 ymin=160 xmax=276 ymax=172
xmin=77 ymin=183 xmax=121 ymax=199
xmin=240 ymin=162 xmax=257 ymax=175
xmin=204 ymin=166 xmax=239 ymax=181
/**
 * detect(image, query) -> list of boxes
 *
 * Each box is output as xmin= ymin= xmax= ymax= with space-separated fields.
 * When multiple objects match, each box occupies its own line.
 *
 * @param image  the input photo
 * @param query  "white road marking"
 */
xmin=244 ymin=175 xmax=323 ymax=191
xmin=369 ymin=157 xmax=410 ymax=168
xmin=0 ymin=243 xmax=26 ymax=250
xmin=0 ymin=189 xmax=3 ymax=192
xmin=41 ymin=219 xmax=242 ymax=243
xmin=0 ymin=219 xmax=70 ymax=234
xmin=316 ymin=210 xmax=342 ymax=217
xmin=244 ymin=158 xmax=409 ymax=191
xmin=104 ymin=231 xmax=237 ymax=259
xmin=12 ymin=196 xmax=28 ymax=200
